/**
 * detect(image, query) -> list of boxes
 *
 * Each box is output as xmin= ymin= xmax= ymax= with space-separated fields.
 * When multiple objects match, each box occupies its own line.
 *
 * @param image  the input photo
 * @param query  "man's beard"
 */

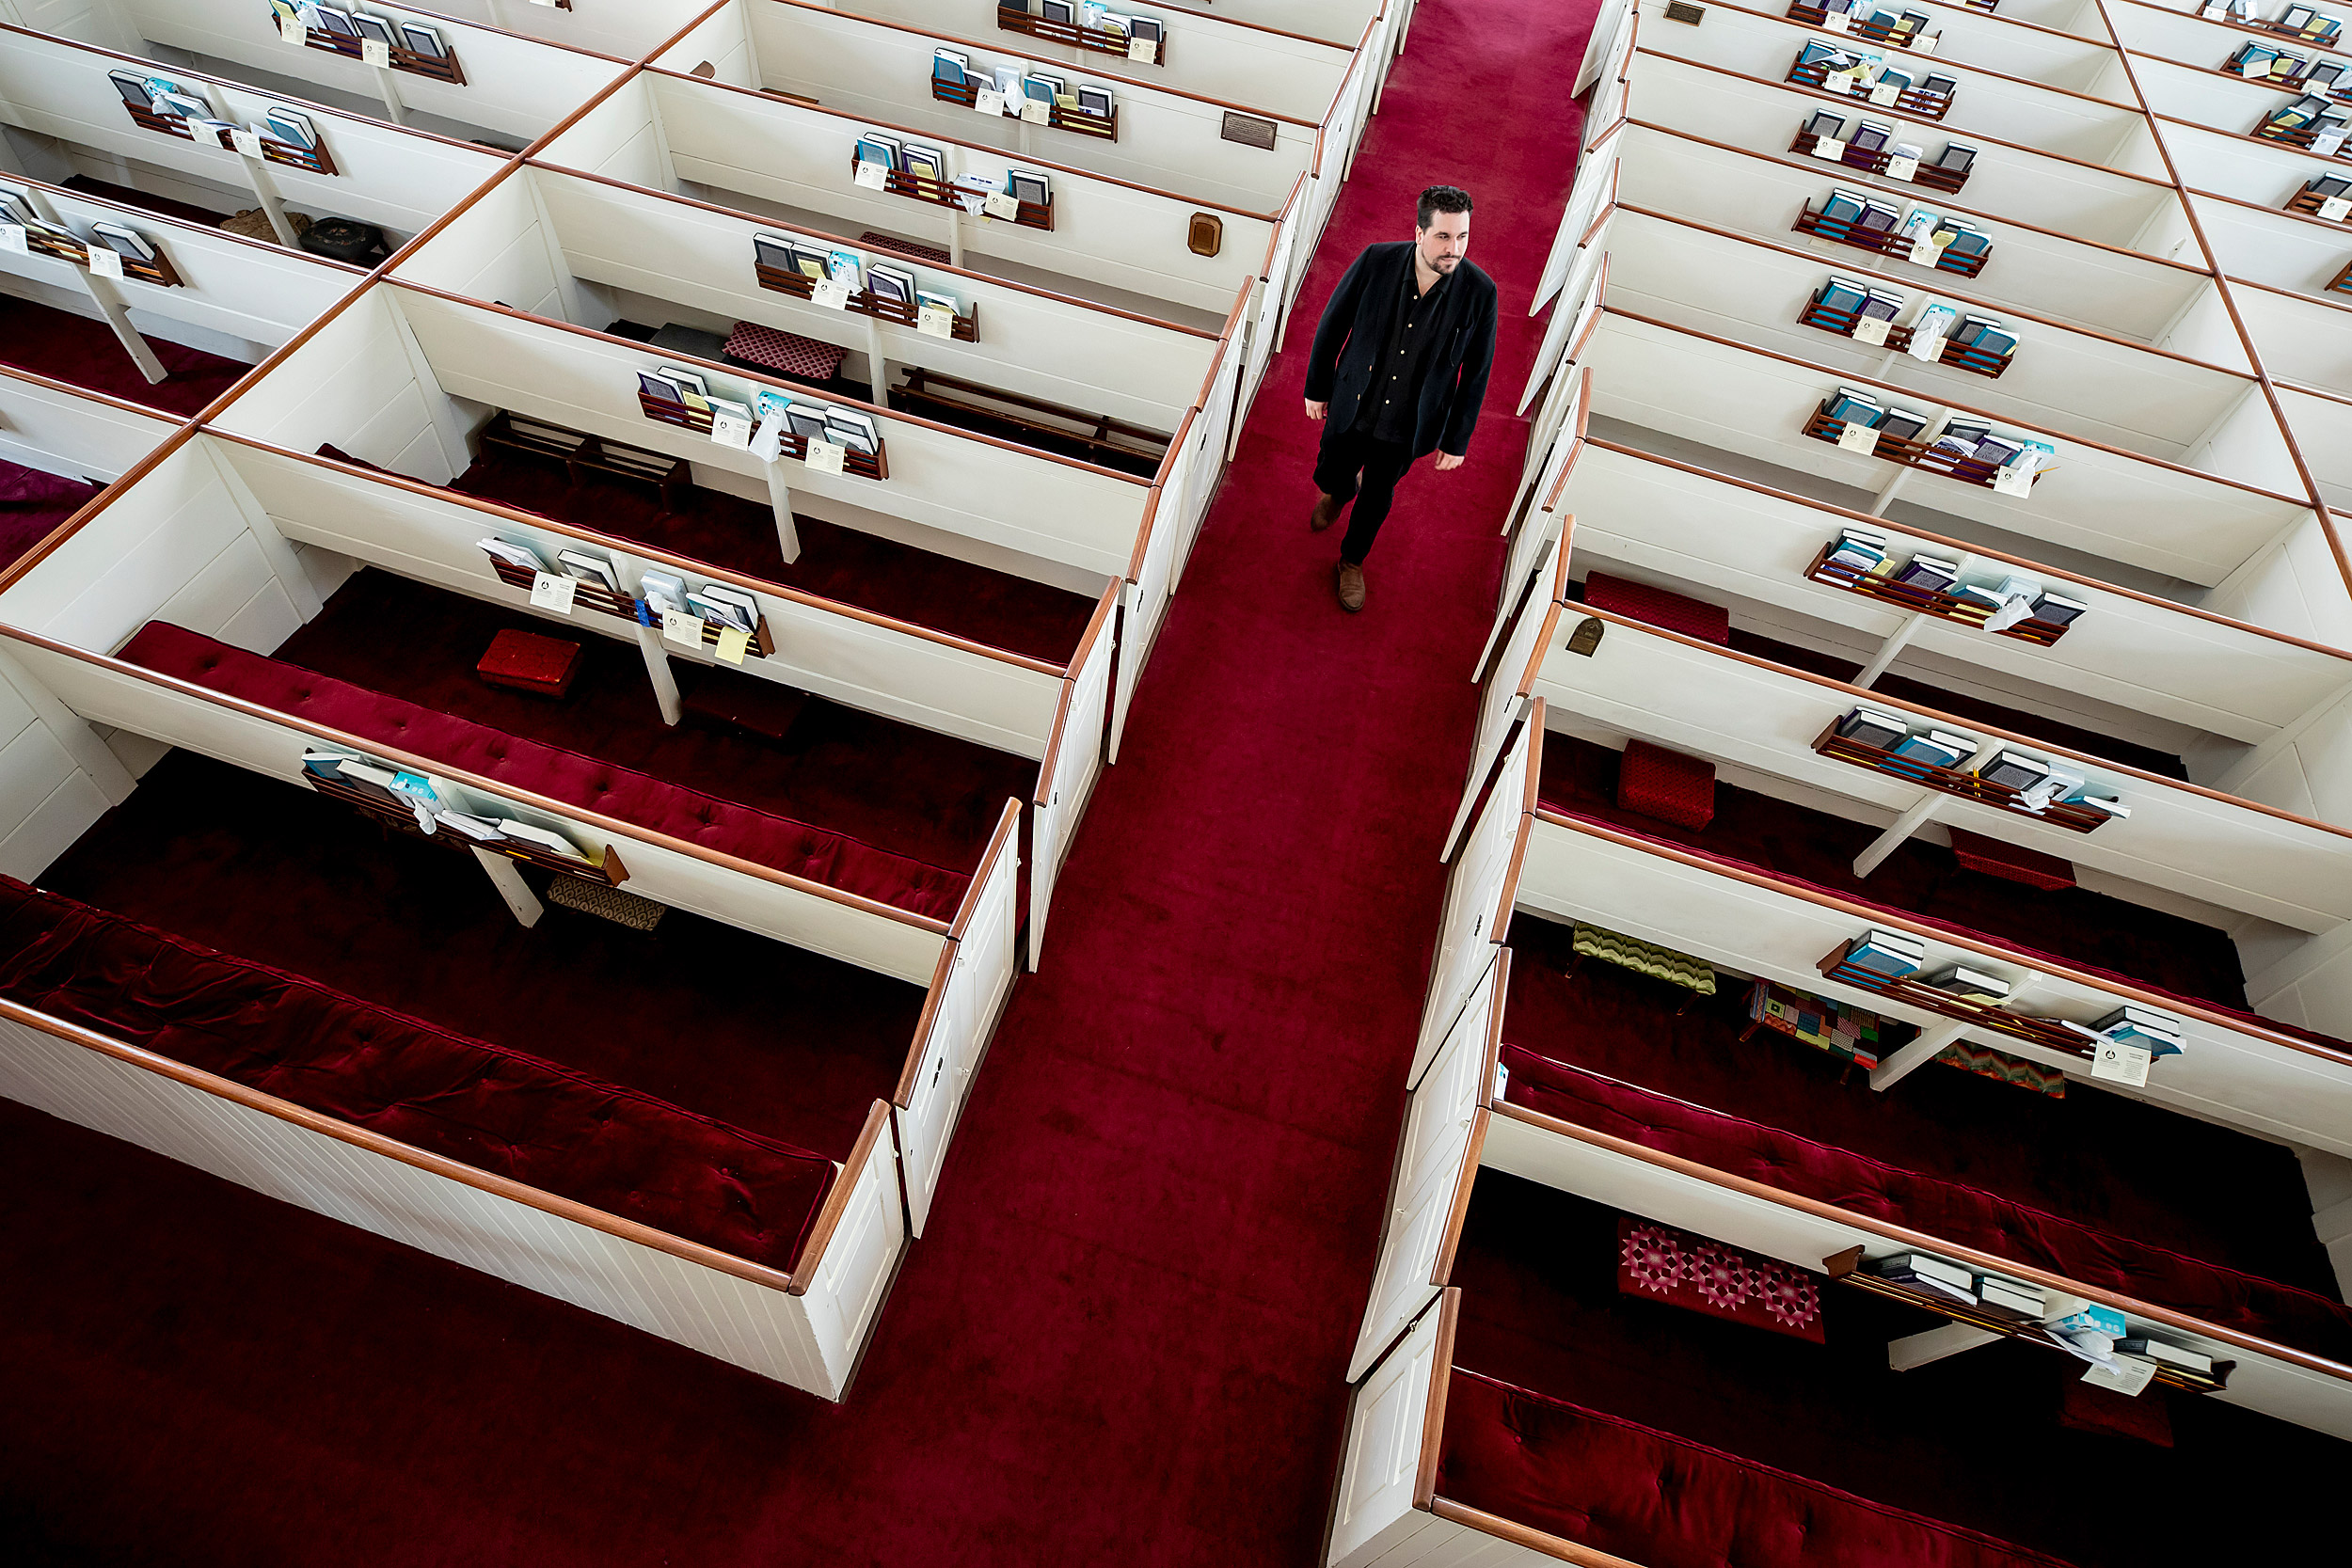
xmin=1422 ymin=248 xmax=1461 ymax=272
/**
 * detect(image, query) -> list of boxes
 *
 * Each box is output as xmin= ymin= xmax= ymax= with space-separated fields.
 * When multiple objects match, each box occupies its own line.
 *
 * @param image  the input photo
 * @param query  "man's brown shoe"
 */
xmin=1336 ymin=561 xmax=1366 ymax=612
xmin=1310 ymin=493 xmax=1343 ymax=532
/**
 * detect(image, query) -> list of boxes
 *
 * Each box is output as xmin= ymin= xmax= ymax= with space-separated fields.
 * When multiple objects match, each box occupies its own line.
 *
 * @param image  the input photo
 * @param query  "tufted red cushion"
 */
xmin=1438 ymin=1370 xmax=2081 ymax=1568
xmin=118 ymin=622 xmax=971 ymax=923
xmin=1616 ymin=740 xmax=1716 ymax=832
xmin=1948 ymin=828 xmax=2075 ymax=892
xmin=0 ymin=878 xmax=834 ymax=1271
xmin=1501 ymin=1042 xmax=2352 ymax=1363
xmin=1584 ymin=572 xmax=1731 ymax=644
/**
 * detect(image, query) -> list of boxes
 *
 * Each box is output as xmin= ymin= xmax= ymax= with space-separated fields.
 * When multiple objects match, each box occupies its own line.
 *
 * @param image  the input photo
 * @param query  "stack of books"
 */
xmin=2230 ymin=40 xmax=2311 ymax=80
xmin=1892 ymin=726 xmax=1979 ymax=768
xmin=1974 ymin=1275 xmax=2047 ymax=1322
xmin=2116 ymin=1335 xmax=2215 ymax=1375
xmin=1893 ymin=551 xmax=1960 ymax=593
xmin=1812 ymin=276 xmax=1907 ymax=327
xmin=1820 ymin=524 xmax=1891 ymax=571
xmin=1845 ymin=927 xmax=1927 ymax=979
xmin=1824 ymin=386 xmax=1932 ymax=443
xmin=1819 ymin=187 xmax=1906 ymax=237
xmin=1834 ymin=705 xmax=1912 ymax=750
xmin=2092 ymin=1005 xmax=2186 ymax=1058
xmin=2261 ymin=93 xmax=2350 ymax=139
xmin=2273 ymin=4 xmax=2345 ymax=45
xmin=1920 ymin=963 xmax=2011 ymax=1004
xmin=752 ymin=390 xmax=882 ymax=455
xmin=1870 ymin=1252 xmax=1976 ymax=1304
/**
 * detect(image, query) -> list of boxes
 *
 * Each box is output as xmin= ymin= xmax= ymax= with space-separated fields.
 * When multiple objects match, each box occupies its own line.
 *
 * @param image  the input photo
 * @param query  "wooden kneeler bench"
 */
xmin=478 ymin=411 xmax=691 ymax=511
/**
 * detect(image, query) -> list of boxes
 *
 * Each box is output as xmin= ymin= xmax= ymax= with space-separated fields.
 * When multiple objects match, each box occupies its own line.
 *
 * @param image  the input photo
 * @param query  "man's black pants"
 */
xmin=1313 ymin=419 xmax=1416 ymax=565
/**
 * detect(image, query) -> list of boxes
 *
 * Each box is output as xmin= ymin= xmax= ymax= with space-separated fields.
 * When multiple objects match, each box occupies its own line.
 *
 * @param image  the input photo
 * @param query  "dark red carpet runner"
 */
xmin=0 ymin=4 xmax=1594 ymax=1560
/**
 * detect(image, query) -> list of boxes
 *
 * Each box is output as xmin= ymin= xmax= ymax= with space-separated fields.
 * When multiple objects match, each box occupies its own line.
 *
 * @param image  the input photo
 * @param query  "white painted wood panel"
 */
xmin=0 ymin=369 xmax=177 ymax=483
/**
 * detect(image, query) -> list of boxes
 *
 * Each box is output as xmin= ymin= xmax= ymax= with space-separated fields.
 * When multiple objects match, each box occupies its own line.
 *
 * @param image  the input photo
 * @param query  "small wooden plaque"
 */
xmin=1187 ymin=212 xmax=1222 ymax=257
xmin=1220 ymin=111 xmax=1277 ymax=150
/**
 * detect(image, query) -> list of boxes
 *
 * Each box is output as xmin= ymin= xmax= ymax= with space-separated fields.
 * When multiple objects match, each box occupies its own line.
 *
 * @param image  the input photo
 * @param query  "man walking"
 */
xmin=1302 ymin=184 xmax=1498 ymax=612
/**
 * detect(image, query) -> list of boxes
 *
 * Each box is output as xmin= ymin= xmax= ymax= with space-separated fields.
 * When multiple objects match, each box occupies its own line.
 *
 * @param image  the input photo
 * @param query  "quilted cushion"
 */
xmin=1499 ymin=1042 xmax=2352 ymax=1362
xmin=1617 ymin=739 xmax=1716 ymax=832
xmin=1438 ymin=1371 xmax=2082 ymax=1568
xmin=1948 ymin=828 xmax=2075 ymax=892
xmin=118 ymin=622 xmax=970 ymax=923
xmin=0 ymin=878 xmax=834 ymax=1272
xmin=1585 ymin=571 xmax=1731 ymax=644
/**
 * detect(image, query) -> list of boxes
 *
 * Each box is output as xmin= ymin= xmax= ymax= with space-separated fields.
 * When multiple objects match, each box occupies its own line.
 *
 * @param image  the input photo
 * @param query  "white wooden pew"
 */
xmin=0 ymin=364 xmax=181 ymax=485
xmin=101 ymin=0 xmax=634 ymax=141
xmin=0 ymin=26 xmax=513 ymax=248
xmin=1637 ymin=0 xmax=2134 ymax=96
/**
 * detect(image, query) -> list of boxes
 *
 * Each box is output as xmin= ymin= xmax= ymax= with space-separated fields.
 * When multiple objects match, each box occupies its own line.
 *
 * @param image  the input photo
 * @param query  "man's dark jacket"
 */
xmin=1303 ymin=241 xmax=1499 ymax=460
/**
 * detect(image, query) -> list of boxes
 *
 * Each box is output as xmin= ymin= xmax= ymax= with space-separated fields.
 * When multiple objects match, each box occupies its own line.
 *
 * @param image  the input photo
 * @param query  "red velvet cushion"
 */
xmin=1500 ymin=1043 xmax=2352 ymax=1362
xmin=1949 ymin=828 xmax=2075 ymax=892
xmin=1438 ymin=1370 xmax=2082 ymax=1568
xmin=118 ymin=622 xmax=970 ymax=923
xmin=1585 ymin=571 xmax=1731 ymax=644
xmin=1617 ymin=740 xmax=1716 ymax=832
xmin=0 ymin=878 xmax=833 ymax=1272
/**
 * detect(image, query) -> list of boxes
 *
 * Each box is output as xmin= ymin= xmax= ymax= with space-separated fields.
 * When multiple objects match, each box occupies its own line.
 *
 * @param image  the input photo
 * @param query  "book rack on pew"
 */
xmin=1960 ymin=0 xmax=1996 ymax=9
xmin=2252 ymin=119 xmax=2352 ymax=159
xmin=634 ymin=389 xmax=892 ymax=481
xmin=283 ymin=22 xmax=468 ymax=85
xmin=1817 ymin=939 xmax=2118 ymax=1065
xmin=1811 ymin=721 xmax=2110 ymax=832
xmin=1802 ymin=403 xmax=2041 ymax=492
xmin=890 ymin=367 xmax=1168 ymax=471
xmin=1789 ymin=128 xmax=1971 ymax=194
xmin=306 ymin=770 xmax=634 ymax=889
xmin=2287 ymin=180 xmax=2352 ymax=219
xmin=1796 ymin=296 xmax=2013 ymax=377
xmin=853 ymin=158 xmax=1054 ymax=231
xmin=1793 ymin=202 xmax=1988 ymax=277
xmin=930 ymin=75 xmax=1118 ymax=142
xmin=1821 ymin=1247 xmax=2233 ymax=1392
xmin=752 ymin=260 xmax=982 ymax=341
xmin=2249 ymin=15 xmax=2348 ymax=49
xmin=861 ymin=230 xmax=950 ymax=265
xmin=477 ymin=411 xmax=692 ymax=510
xmin=482 ymin=554 xmax=781 ymax=662
xmin=16 ymin=226 xmax=183 ymax=288
xmin=995 ymin=3 xmax=1166 ymax=65
xmin=2331 ymin=259 xmax=2352 ymax=292
xmin=121 ymin=103 xmax=339 ymax=176
xmin=1786 ymin=56 xmax=1953 ymax=121
xmin=1802 ymin=543 xmax=2068 ymax=643
xmin=1784 ymin=4 xmax=1940 ymax=51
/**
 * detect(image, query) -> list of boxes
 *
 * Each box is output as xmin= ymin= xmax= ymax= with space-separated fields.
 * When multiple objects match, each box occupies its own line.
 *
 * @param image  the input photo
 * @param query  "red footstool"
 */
xmin=1617 ymin=739 xmax=1716 ymax=831
xmin=1948 ymin=827 xmax=2075 ymax=891
xmin=1584 ymin=571 xmax=1731 ymax=644
xmin=476 ymin=628 xmax=583 ymax=699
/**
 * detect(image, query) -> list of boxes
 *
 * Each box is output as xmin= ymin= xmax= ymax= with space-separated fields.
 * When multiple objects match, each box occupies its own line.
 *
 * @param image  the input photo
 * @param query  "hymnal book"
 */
xmin=1890 ymin=729 xmax=1973 ymax=768
xmin=1836 ymin=706 xmax=1911 ymax=750
xmin=479 ymin=538 xmax=548 ymax=572
xmin=1876 ymin=407 xmax=1929 ymax=442
xmin=400 ymin=22 xmax=448 ymax=57
xmin=1876 ymin=66 xmax=1915 ymax=94
xmin=1941 ymin=415 xmax=1992 ymax=448
xmin=752 ymin=232 xmax=796 ymax=273
xmin=2116 ymin=1337 xmax=2213 ymax=1373
xmin=639 ymin=570 xmax=687 ymax=613
xmin=153 ymin=91 xmax=215 ymax=121
xmin=1845 ymin=928 xmax=1926 ymax=978
xmin=89 ymin=223 xmax=156 ymax=261
xmin=264 ymin=107 xmax=319 ymax=150
xmin=1921 ymin=964 xmax=2010 ymax=1003
xmin=435 ymin=811 xmax=501 ymax=842
xmin=1820 ymin=187 xmax=1869 ymax=225
xmin=1022 ymin=75 xmax=1058 ymax=104
xmin=1935 ymin=142 xmax=1977 ymax=173
xmin=853 ymin=132 xmax=901 ymax=169
xmin=1973 ymin=435 xmax=2026 ymax=470
xmin=1871 ymin=1252 xmax=1975 ymax=1303
xmin=903 ymin=145 xmax=946 ymax=182
xmin=655 ymin=364 xmax=707 ymax=400
xmin=932 ymin=48 xmax=968 ymax=87
xmin=1817 ymin=277 xmax=1871 ymax=316
xmin=1826 ymin=388 xmax=1883 ymax=425
xmin=1917 ymin=72 xmax=1956 ymax=97
xmin=705 ymin=396 xmax=754 ymax=429
xmin=2311 ymin=60 xmax=2346 ymax=87
xmin=1855 ymin=198 xmax=1903 ymax=232
xmin=638 ymin=371 xmax=683 ymax=404
xmin=1799 ymin=39 xmax=1857 ymax=71
xmin=784 ymin=404 xmax=834 ymax=442
xmin=698 ymin=583 xmax=761 ymax=626
xmin=1851 ymin=119 xmax=1894 ymax=154
xmin=2028 ymin=590 xmax=2087 ymax=625
xmin=337 ymin=758 xmax=400 ymax=789
xmin=315 ymin=7 xmax=361 ymax=40
xmin=1976 ymin=1277 xmax=2046 ymax=1322
xmin=867 ymin=262 xmax=915 ymax=306
xmin=1805 ymin=109 xmax=1848 ymax=140
xmin=1977 ymin=750 xmax=2051 ymax=791
xmin=2311 ymin=173 xmax=2352 ymax=199
xmin=687 ymin=591 xmax=754 ymax=631
xmin=825 ymin=409 xmax=880 ymax=452
xmin=495 ymin=819 xmax=590 ymax=863
xmin=1077 ymin=85 xmax=1114 ymax=117
xmin=1947 ymin=584 xmax=2007 ymax=616
xmin=1968 ymin=325 xmax=2017 ymax=358
xmin=557 ymin=549 xmax=619 ymax=594
xmin=2091 ymin=1006 xmax=2184 ymax=1054
xmin=787 ymin=242 xmax=831 ymax=280
xmin=1950 ymin=314 xmax=2002 ymax=348
xmin=1861 ymin=288 xmax=1906 ymax=321
xmin=108 ymin=71 xmax=154 ymax=110
xmin=1041 ymin=0 xmax=1076 ymax=22
xmin=1008 ymin=169 xmax=1052 ymax=207
xmin=348 ymin=12 xmax=396 ymax=47
xmin=1126 ymin=18 xmax=1164 ymax=46
xmin=1939 ymin=223 xmax=1990 ymax=261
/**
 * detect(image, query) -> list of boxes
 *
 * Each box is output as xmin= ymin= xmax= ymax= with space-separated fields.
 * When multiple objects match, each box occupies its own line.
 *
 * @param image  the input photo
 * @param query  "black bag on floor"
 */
xmin=297 ymin=216 xmax=391 ymax=265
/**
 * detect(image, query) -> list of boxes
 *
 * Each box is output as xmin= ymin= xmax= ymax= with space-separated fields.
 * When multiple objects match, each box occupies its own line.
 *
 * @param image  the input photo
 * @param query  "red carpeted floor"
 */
xmin=0 ymin=295 xmax=251 ymax=417
xmin=0 ymin=456 xmax=104 ymax=575
xmin=0 ymin=5 xmax=1586 ymax=1563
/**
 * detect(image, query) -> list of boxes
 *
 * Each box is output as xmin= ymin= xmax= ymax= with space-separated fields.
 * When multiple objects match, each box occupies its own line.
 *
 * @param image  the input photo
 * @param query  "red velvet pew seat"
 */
xmin=1438 ymin=1371 xmax=2080 ymax=1568
xmin=117 ymin=622 xmax=972 ymax=924
xmin=0 ymin=878 xmax=834 ymax=1272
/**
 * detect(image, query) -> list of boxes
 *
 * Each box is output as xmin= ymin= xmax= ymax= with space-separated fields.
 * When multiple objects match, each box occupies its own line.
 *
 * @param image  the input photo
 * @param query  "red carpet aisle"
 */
xmin=0 ymin=5 xmax=1594 ymax=1561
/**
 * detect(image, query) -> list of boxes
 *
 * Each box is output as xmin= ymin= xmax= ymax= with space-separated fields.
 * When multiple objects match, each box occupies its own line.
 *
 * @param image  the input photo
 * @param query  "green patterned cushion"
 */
xmin=1573 ymin=923 xmax=1717 ymax=995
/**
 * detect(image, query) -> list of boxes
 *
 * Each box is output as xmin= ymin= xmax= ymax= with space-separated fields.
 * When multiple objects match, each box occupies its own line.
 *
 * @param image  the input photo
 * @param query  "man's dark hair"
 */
xmin=1417 ymin=185 xmax=1472 ymax=230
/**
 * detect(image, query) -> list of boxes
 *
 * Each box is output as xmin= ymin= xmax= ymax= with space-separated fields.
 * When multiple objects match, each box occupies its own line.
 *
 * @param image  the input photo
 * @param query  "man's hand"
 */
xmin=1304 ymin=399 xmax=1327 ymax=421
xmin=1434 ymin=451 xmax=1466 ymax=471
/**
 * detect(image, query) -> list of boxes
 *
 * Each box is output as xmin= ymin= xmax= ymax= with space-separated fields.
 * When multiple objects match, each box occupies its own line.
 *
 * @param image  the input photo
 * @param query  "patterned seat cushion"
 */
xmin=1574 ymin=922 xmax=1717 ymax=995
xmin=1584 ymin=570 xmax=1731 ymax=644
xmin=724 ymin=321 xmax=849 ymax=381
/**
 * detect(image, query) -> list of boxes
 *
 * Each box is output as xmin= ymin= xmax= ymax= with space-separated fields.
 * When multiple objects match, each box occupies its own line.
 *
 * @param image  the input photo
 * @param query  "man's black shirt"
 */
xmin=1355 ymin=255 xmax=1454 ymax=443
